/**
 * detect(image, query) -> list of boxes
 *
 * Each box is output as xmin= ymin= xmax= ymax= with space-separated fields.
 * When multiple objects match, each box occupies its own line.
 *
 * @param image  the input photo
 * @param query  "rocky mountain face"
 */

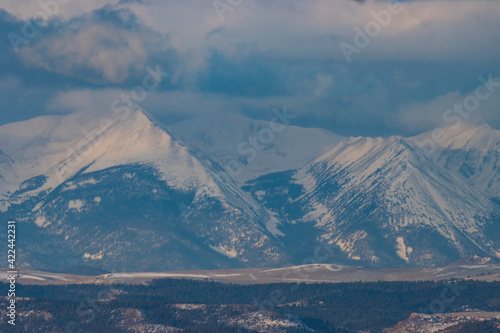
xmin=0 ymin=110 xmax=286 ymax=272
xmin=243 ymin=135 xmax=500 ymax=267
xmin=0 ymin=110 xmax=499 ymax=271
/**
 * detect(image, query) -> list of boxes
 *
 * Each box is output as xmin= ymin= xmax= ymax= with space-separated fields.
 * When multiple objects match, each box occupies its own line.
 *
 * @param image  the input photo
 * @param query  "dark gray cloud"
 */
xmin=0 ymin=0 xmax=499 ymax=137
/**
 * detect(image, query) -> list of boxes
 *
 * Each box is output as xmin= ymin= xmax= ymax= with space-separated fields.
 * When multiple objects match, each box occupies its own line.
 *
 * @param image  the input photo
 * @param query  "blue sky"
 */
xmin=1 ymin=0 xmax=499 ymax=136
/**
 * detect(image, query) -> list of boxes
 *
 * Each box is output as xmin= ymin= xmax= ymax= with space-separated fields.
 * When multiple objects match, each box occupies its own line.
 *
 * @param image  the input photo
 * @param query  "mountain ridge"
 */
xmin=0 ymin=109 xmax=288 ymax=271
xmin=0 ymin=112 xmax=498 ymax=271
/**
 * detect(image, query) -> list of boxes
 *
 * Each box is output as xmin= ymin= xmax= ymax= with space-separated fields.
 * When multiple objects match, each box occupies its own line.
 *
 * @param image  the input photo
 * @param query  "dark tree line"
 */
xmin=0 ymin=279 xmax=498 ymax=332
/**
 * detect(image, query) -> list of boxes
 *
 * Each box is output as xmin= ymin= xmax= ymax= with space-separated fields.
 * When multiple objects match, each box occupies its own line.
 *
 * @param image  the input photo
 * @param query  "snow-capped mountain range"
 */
xmin=0 ymin=110 xmax=498 ymax=271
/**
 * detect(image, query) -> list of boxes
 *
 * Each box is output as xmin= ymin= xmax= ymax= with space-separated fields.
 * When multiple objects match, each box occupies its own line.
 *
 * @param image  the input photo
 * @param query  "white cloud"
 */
xmin=19 ymin=22 xmax=148 ymax=84
xmin=397 ymin=91 xmax=462 ymax=134
xmin=46 ymin=89 xmax=121 ymax=115
xmin=7 ymin=0 xmax=500 ymax=83
xmin=117 ymin=0 xmax=500 ymax=62
xmin=0 ymin=0 xmax=120 ymax=20
xmin=2 ymin=0 xmax=500 ymax=135
xmin=396 ymin=77 xmax=500 ymax=134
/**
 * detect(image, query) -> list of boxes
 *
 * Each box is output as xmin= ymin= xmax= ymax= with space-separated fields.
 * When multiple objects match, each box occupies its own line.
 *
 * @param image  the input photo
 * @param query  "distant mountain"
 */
xmin=410 ymin=121 xmax=500 ymax=203
xmin=170 ymin=112 xmax=342 ymax=184
xmin=0 ymin=112 xmax=498 ymax=271
xmin=0 ymin=110 xmax=286 ymax=271
xmin=244 ymin=135 xmax=500 ymax=267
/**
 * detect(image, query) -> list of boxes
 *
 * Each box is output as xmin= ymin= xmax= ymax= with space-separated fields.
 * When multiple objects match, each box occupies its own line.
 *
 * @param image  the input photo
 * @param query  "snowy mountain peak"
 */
xmin=0 ymin=108 xmax=229 ymax=217
xmin=412 ymin=121 xmax=500 ymax=152
xmin=0 ymin=109 xmax=287 ymax=271
xmin=289 ymin=134 xmax=500 ymax=265
xmin=0 ymin=109 xmax=217 ymax=194
xmin=311 ymin=135 xmax=412 ymax=173
xmin=410 ymin=121 xmax=500 ymax=200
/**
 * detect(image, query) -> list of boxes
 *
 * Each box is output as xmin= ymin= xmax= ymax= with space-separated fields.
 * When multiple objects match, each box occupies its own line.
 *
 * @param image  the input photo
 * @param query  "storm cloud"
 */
xmin=1 ymin=0 xmax=499 ymax=136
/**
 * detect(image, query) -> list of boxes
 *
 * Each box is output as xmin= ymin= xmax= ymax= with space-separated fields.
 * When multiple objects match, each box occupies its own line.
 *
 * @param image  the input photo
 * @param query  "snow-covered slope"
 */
xmin=0 ymin=110 xmax=231 ymax=198
xmin=298 ymin=136 xmax=500 ymax=265
xmin=0 ymin=110 xmax=286 ymax=271
xmin=1 ymin=111 xmax=498 ymax=271
xmin=0 ymin=111 xmax=218 ymax=207
xmin=170 ymin=112 xmax=342 ymax=184
xmin=409 ymin=122 xmax=500 ymax=201
xmin=244 ymin=135 xmax=500 ymax=267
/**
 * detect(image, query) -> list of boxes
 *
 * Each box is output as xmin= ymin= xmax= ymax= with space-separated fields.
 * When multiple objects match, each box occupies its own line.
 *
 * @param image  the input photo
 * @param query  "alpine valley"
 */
xmin=0 ymin=110 xmax=499 ymax=272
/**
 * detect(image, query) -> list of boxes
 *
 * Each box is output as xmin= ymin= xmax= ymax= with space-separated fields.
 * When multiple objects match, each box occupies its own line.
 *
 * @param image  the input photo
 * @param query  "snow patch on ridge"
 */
xmin=68 ymin=199 xmax=85 ymax=212
xmin=396 ymin=237 xmax=413 ymax=262
xmin=210 ymin=244 xmax=238 ymax=258
xmin=265 ymin=210 xmax=285 ymax=237
xmin=35 ymin=215 xmax=49 ymax=227
xmin=83 ymin=251 xmax=104 ymax=260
